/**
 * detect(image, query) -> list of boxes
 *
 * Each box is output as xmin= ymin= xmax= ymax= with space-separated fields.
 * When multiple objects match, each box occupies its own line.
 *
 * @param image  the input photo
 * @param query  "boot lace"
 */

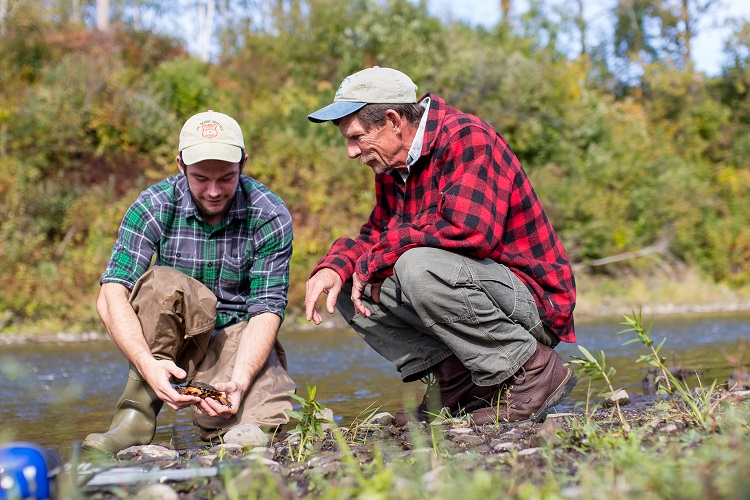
xmin=511 ymin=367 xmax=527 ymax=385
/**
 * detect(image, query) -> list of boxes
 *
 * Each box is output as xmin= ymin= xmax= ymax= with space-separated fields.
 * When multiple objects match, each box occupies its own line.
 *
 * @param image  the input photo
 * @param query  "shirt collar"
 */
xmin=406 ymin=97 xmax=431 ymax=168
xmin=396 ymin=97 xmax=431 ymax=182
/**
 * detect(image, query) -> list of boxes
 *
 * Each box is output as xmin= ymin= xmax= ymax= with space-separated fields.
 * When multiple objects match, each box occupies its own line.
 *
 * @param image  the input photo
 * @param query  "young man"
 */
xmin=83 ymin=111 xmax=295 ymax=456
xmin=304 ymin=67 xmax=577 ymax=424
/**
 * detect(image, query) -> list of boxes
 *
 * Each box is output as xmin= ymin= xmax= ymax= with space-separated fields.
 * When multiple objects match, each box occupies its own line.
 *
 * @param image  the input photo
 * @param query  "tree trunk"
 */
xmin=0 ymin=0 xmax=7 ymax=36
xmin=199 ymin=0 xmax=214 ymax=62
xmin=575 ymin=0 xmax=587 ymax=57
xmin=97 ymin=0 xmax=110 ymax=32
xmin=681 ymin=0 xmax=693 ymax=72
xmin=501 ymin=0 xmax=511 ymax=29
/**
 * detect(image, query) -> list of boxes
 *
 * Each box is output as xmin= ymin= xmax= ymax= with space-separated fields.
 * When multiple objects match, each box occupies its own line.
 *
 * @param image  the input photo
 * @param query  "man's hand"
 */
xmin=197 ymin=381 xmax=242 ymax=418
xmin=139 ymin=358 xmax=201 ymax=411
xmin=305 ymin=268 xmax=343 ymax=324
xmin=351 ymin=273 xmax=382 ymax=318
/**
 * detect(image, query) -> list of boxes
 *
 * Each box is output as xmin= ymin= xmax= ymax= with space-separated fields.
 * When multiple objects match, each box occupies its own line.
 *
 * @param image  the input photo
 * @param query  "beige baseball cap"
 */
xmin=179 ymin=110 xmax=245 ymax=165
xmin=308 ymin=66 xmax=418 ymax=123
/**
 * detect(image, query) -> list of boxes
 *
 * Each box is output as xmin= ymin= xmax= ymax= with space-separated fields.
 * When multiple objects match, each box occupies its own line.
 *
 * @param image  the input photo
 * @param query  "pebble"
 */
xmin=223 ymin=424 xmax=269 ymax=448
xmin=134 ymin=484 xmax=179 ymax=500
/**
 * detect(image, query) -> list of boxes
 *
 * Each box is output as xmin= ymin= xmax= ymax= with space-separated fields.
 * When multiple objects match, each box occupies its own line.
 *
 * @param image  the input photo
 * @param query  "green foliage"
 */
xmin=617 ymin=310 xmax=722 ymax=430
xmin=284 ymin=384 xmax=332 ymax=462
xmin=151 ymin=57 xmax=217 ymax=116
xmin=568 ymin=345 xmax=631 ymax=433
xmin=1 ymin=2 xmax=750 ymax=331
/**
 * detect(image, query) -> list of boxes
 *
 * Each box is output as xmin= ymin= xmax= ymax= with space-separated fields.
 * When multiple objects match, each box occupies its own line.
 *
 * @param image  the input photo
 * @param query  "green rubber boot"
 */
xmin=82 ymin=368 xmax=164 ymax=457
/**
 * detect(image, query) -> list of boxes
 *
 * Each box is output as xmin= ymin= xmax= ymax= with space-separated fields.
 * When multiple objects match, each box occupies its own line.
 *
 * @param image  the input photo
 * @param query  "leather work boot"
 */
xmin=395 ymin=355 xmax=500 ymax=425
xmin=82 ymin=367 xmax=164 ymax=457
xmin=469 ymin=343 xmax=577 ymax=425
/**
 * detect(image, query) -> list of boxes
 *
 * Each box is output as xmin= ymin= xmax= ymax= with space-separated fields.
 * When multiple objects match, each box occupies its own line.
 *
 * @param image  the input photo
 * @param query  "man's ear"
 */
xmin=239 ymin=154 xmax=248 ymax=173
xmin=176 ymin=155 xmax=186 ymax=175
xmin=385 ymin=109 xmax=402 ymax=135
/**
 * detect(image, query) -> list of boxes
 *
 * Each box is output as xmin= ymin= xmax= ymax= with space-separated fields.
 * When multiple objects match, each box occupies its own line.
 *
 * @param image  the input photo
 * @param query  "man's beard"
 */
xmin=193 ymin=195 xmax=233 ymax=219
xmin=360 ymin=153 xmax=388 ymax=175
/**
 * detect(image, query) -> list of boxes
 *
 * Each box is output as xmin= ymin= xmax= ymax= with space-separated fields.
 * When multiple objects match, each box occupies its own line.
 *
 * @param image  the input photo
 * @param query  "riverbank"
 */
xmin=68 ymin=386 xmax=750 ymax=499
xmin=6 ymin=308 xmax=750 ymax=498
xmin=3 ymin=269 xmax=750 ymax=345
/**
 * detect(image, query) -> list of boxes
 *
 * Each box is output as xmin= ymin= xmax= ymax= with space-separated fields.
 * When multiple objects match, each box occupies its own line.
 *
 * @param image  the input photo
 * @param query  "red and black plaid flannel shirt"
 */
xmin=313 ymin=94 xmax=576 ymax=342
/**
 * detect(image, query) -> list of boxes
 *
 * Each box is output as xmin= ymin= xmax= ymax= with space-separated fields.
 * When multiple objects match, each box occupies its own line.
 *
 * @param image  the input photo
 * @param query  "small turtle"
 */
xmin=173 ymin=381 xmax=232 ymax=408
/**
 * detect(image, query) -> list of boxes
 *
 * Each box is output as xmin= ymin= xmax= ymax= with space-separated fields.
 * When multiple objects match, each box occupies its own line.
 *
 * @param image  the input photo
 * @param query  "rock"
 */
xmin=518 ymin=447 xmax=542 ymax=456
xmin=726 ymin=390 xmax=750 ymax=403
xmin=422 ymin=465 xmax=446 ymax=494
xmin=547 ymin=412 xmax=576 ymax=419
xmin=446 ymin=427 xmax=474 ymax=436
xmin=451 ymin=434 xmax=485 ymax=447
xmin=727 ymin=372 xmax=750 ymax=390
xmin=209 ymin=443 xmax=245 ymax=460
xmin=306 ymin=452 xmax=343 ymax=476
xmin=246 ymin=446 xmax=276 ymax=461
xmin=306 ymin=451 xmax=343 ymax=468
xmin=370 ymin=412 xmax=395 ymax=426
xmin=117 ymin=445 xmax=179 ymax=462
xmin=210 ymin=442 xmax=243 ymax=453
xmin=134 ymin=484 xmax=179 ymax=500
xmin=194 ymin=454 xmax=216 ymax=467
xmin=501 ymin=428 xmax=521 ymax=438
xmin=223 ymin=467 xmax=295 ymax=497
xmin=246 ymin=456 xmax=279 ymax=467
xmin=661 ymin=423 xmax=678 ymax=433
xmin=603 ymin=389 xmax=630 ymax=408
xmin=491 ymin=441 xmax=517 ymax=453
xmin=318 ymin=408 xmax=335 ymax=431
xmin=531 ymin=418 xmax=563 ymax=448
xmin=223 ymin=424 xmax=269 ymax=448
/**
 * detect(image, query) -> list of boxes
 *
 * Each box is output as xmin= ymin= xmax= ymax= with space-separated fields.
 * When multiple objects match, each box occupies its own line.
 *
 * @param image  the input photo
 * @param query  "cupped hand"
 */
xmin=195 ymin=381 xmax=241 ymax=418
xmin=140 ymin=358 xmax=201 ymax=411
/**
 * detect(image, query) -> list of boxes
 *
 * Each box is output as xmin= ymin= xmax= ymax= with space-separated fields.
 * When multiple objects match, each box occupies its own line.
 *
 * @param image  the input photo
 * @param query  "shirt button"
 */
xmin=208 ymin=262 xmax=213 ymax=267
xmin=176 ymin=253 xmax=181 ymax=258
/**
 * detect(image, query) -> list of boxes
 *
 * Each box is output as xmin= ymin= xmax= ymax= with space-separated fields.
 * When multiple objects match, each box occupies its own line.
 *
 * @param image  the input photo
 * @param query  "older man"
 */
xmin=304 ymin=67 xmax=577 ymax=424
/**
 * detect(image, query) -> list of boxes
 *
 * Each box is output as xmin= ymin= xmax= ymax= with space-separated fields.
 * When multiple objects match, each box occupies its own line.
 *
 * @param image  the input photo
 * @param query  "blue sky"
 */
xmin=426 ymin=0 xmax=750 ymax=76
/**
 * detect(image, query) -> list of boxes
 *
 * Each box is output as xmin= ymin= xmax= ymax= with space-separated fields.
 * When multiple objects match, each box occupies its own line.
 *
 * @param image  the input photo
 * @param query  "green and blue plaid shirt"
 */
xmin=102 ymin=174 xmax=293 ymax=328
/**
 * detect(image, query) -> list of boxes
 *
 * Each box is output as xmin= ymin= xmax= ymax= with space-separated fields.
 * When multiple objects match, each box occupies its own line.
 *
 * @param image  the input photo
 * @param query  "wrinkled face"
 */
xmin=177 ymin=157 xmax=244 ymax=226
xmin=337 ymin=114 xmax=404 ymax=175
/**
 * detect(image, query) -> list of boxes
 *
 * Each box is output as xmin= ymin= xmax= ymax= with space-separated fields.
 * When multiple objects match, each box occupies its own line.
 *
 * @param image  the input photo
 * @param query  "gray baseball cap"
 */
xmin=308 ymin=67 xmax=418 ymax=123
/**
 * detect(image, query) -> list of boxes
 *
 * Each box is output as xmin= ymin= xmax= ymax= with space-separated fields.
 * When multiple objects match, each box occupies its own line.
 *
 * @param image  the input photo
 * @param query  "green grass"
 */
xmin=47 ymin=311 xmax=750 ymax=498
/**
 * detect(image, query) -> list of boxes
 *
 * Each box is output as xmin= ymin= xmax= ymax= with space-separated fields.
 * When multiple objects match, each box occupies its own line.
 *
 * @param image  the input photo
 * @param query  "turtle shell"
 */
xmin=173 ymin=381 xmax=232 ymax=408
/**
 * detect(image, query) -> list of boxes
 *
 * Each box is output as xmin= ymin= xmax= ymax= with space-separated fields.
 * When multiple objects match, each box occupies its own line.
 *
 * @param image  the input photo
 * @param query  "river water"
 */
xmin=1 ymin=312 xmax=749 ymax=459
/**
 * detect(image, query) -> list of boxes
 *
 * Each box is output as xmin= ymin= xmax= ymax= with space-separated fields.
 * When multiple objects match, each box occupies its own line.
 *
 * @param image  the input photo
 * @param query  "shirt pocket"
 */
xmin=218 ymin=251 xmax=252 ymax=298
xmin=158 ymin=249 xmax=198 ymax=276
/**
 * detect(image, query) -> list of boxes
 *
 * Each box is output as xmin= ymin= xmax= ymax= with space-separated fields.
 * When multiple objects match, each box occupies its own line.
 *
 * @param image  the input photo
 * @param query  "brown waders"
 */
xmin=82 ymin=267 xmax=296 ymax=456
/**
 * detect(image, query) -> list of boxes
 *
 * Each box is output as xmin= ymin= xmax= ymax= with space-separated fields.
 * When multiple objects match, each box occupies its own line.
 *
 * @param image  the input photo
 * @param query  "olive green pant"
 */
xmin=129 ymin=266 xmax=295 ymax=439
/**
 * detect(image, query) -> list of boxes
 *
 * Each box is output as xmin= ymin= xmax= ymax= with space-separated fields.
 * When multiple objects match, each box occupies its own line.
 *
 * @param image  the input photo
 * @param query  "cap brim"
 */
xmin=181 ymin=143 xmax=243 ymax=165
xmin=308 ymin=101 xmax=367 ymax=123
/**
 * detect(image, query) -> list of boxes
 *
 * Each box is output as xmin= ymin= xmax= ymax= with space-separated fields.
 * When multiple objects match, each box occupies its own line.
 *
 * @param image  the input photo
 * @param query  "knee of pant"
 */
xmin=394 ymin=248 xmax=435 ymax=284
xmin=394 ymin=248 xmax=444 ymax=306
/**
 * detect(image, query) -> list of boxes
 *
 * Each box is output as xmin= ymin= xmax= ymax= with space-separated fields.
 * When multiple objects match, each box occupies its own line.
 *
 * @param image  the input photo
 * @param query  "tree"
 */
xmin=613 ymin=0 xmax=719 ymax=81
xmin=97 ymin=0 xmax=109 ymax=31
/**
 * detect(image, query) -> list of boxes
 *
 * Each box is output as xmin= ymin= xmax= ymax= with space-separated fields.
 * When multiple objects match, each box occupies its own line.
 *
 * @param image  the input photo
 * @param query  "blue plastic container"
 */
xmin=0 ymin=442 xmax=61 ymax=499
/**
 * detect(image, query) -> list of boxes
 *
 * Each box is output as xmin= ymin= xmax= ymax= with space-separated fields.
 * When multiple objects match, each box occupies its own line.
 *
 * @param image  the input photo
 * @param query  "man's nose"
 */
xmin=347 ymin=141 xmax=361 ymax=159
xmin=206 ymin=182 xmax=222 ymax=196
